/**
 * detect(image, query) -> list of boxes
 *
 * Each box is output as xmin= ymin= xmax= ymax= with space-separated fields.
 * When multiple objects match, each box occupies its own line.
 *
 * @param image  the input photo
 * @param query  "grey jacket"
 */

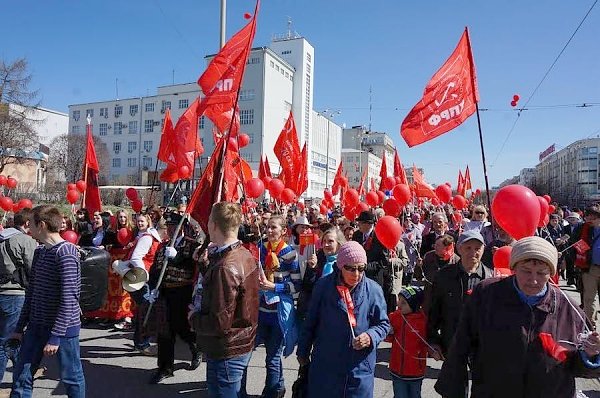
xmin=0 ymin=228 xmax=38 ymax=295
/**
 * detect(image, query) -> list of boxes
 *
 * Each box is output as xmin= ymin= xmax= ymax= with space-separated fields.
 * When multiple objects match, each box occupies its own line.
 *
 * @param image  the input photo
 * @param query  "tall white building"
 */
xmin=68 ymin=34 xmax=340 ymax=198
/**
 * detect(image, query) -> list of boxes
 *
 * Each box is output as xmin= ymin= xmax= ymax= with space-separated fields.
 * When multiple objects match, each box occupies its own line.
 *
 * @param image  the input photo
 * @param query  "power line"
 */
xmin=491 ymin=0 xmax=598 ymax=166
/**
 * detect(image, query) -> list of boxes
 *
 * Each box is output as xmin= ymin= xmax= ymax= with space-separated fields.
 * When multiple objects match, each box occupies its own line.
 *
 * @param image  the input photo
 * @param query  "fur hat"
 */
xmin=336 ymin=241 xmax=367 ymax=270
xmin=509 ymin=236 xmax=558 ymax=276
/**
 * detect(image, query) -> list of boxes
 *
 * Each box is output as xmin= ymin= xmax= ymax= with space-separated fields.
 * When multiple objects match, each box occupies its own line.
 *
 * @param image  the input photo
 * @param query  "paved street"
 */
xmin=1 ymin=282 xmax=599 ymax=397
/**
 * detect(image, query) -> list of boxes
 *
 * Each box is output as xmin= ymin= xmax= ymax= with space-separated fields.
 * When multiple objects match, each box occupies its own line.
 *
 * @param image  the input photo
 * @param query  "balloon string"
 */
xmin=549 ymin=279 xmax=592 ymax=334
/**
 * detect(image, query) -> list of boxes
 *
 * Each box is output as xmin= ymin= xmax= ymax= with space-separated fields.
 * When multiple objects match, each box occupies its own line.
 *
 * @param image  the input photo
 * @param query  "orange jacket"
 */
xmin=389 ymin=310 xmax=427 ymax=379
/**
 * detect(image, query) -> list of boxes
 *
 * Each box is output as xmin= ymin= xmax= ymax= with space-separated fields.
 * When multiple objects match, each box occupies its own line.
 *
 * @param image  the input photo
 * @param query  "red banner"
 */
xmin=273 ymin=111 xmax=302 ymax=191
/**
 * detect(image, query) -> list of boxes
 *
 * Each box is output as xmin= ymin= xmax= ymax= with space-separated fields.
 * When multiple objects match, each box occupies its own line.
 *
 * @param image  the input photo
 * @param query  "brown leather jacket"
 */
xmin=193 ymin=242 xmax=259 ymax=360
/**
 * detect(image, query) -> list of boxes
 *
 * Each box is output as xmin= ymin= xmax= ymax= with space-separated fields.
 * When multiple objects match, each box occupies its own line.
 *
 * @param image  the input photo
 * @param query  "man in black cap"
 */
xmin=146 ymin=212 xmax=201 ymax=384
xmin=352 ymin=211 xmax=396 ymax=311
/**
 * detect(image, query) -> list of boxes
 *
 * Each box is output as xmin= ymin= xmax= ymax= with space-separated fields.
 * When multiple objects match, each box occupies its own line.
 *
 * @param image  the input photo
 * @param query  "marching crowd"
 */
xmin=0 ymin=200 xmax=599 ymax=398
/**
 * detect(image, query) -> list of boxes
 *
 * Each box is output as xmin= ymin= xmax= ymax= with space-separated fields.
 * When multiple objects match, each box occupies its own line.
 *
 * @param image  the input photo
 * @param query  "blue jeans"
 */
xmin=257 ymin=321 xmax=285 ymax=397
xmin=11 ymin=325 xmax=85 ymax=398
xmin=129 ymin=285 xmax=150 ymax=349
xmin=392 ymin=377 xmax=422 ymax=398
xmin=0 ymin=295 xmax=25 ymax=383
xmin=206 ymin=352 xmax=251 ymax=398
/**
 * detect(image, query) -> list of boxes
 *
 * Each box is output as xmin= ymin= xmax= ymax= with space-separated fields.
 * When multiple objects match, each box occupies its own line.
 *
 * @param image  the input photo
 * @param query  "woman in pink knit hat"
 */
xmin=296 ymin=241 xmax=390 ymax=398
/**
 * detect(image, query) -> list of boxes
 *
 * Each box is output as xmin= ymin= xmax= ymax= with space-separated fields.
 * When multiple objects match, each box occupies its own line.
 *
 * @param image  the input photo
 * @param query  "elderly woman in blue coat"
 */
xmin=297 ymin=241 xmax=390 ymax=398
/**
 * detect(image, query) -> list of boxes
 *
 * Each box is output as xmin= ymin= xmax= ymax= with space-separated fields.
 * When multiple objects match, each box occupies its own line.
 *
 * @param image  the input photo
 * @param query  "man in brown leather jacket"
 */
xmin=192 ymin=202 xmax=259 ymax=397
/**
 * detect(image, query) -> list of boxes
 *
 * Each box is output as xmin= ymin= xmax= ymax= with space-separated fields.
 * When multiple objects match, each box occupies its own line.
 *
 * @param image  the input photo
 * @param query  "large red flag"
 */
xmin=378 ymin=151 xmax=388 ymax=191
xmin=157 ymin=108 xmax=174 ymax=163
xmin=258 ymin=155 xmax=267 ymax=180
xmin=296 ymin=143 xmax=308 ymax=196
xmin=412 ymin=165 xmax=436 ymax=198
xmin=273 ymin=111 xmax=302 ymax=191
xmin=464 ymin=165 xmax=472 ymax=192
xmin=331 ymin=161 xmax=344 ymax=196
xmin=393 ymin=148 xmax=408 ymax=185
xmin=82 ymin=123 xmax=101 ymax=215
xmin=197 ymin=2 xmax=259 ymax=135
xmin=401 ymin=28 xmax=479 ymax=147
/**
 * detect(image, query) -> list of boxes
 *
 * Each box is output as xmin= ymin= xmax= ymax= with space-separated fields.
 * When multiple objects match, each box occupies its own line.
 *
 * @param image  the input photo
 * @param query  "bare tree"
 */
xmin=46 ymin=133 xmax=109 ymax=185
xmin=0 ymin=58 xmax=41 ymax=173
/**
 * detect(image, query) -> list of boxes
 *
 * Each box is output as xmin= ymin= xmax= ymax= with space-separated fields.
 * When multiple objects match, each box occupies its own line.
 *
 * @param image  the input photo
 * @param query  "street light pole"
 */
xmin=321 ymin=109 xmax=340 ymax=191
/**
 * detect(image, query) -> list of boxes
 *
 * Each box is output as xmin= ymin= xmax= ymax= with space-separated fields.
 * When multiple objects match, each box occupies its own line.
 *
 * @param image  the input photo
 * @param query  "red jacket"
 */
xmin=389 ymin=310 xmax=427 ymax=379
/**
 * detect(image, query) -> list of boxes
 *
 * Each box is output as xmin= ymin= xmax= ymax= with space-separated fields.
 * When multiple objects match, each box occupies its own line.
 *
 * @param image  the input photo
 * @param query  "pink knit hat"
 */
xmin=336 ymin=241 xmax=367 ymax=270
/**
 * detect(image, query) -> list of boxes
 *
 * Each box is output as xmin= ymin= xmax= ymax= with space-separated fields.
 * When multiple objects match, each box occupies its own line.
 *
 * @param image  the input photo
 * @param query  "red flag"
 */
xmin=370 ymin=178 xmax=376 ymax=193
xmin=464 ymin=165 xmax=472 ymax=191
xmin=573 ymin=239 xmax=591 ymax=255
xmin=160 ymin=98 xmax=204 ymax=183
xmin=258 ymin=155 xmax=267 ymax=181
xmin=264 ymin=154 xmax=273 ymax=178
xmin=188 ymin=141 xmax=224 ymax=233
xmin=82 ymin=124 xmax=101 ymax=215
xmin=336 ymin=285 xmax=357 ymax=328
xmin=412 ymin=165 xmax=436 ymax=198
xmin=457 ymin=170 xmax=465 ymax=197
xmin=357 ymin=166 xmax=368 ymax=197
xmin=378 ymin=151 xmax=388 ymax=191
xmin=400 ymin=28 xmax=479 ymax=147
xmin=157 ymin=108 xmax=174 ymax=163
xmin=273 ymin=112 xmax=302 ymax=191
xmin=332 ymin=161 xmax=344 ymax=196
xmin=296 ymin=143 xmax=308 ymax=196
xmin=393 ymin=148 xmax=408 ymax=185
xmin=197 ymin=2 xmax=259 ymax=135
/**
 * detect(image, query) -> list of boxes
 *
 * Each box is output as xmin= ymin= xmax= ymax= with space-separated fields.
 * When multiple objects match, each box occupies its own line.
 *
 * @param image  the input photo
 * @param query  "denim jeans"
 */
xmin=206 ymin=352 xmax=251 ymax=398
xmin=10 ymin=325 xmax=85 ymax=398
xmin=129 ymin=284 xmax=150 ymax=349
xmin=257 ymin=321 xmax=285 ymax=397
xmin=0 ymin=294 xmax=25 ymax=383
xmin=392 ymin=377 xmax=422 ymax=398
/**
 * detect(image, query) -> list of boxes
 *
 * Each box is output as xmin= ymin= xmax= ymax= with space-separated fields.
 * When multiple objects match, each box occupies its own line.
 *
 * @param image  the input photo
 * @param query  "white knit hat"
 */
xmin=509 ymin=236 xmax=558 ymax=276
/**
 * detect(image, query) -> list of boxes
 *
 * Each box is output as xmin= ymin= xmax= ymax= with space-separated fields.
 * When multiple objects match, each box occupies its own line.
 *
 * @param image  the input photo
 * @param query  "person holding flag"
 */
xmin=297 ymin=241 xmax=390 ymax=398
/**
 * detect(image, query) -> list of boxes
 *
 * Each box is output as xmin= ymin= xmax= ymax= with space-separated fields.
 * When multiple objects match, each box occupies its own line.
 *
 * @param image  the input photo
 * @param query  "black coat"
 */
xmin=78 ymin=228 xmax=116 ymax=248
xmin=352 ymin=230 xmax=392 ymax=295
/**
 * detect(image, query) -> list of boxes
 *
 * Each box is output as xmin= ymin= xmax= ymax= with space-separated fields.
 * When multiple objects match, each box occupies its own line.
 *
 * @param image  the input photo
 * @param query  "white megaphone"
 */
xmin=112 ymin=260 xmax=149 ymax=292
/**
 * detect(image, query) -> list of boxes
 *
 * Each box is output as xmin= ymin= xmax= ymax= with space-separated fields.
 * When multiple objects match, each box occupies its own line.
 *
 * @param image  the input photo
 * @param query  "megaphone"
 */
xmin=112 ymin=260 xmax=149 ymax=292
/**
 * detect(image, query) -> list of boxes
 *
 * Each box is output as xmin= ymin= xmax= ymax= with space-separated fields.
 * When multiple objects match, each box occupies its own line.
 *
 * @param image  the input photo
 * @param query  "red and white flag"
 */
xmin=401 ymin=28 xmax=479 ymax=147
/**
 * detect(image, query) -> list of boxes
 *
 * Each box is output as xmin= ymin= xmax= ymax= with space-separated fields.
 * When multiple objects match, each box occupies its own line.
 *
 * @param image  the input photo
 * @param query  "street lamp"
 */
xmin=320 ymin=109 xmax=341 ymax=190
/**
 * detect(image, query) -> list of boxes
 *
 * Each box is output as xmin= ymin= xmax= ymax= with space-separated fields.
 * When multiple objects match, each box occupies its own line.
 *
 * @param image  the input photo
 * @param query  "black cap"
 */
xmin=356 ymin=211 xmax=375 ymax=223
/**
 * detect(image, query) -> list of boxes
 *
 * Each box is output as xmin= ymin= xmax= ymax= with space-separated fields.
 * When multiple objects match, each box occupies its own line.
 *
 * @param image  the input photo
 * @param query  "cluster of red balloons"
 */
xmin=66 ymin=180 xmax=86 ymax=204
xmin=0 ymin=176 xmax=18 ymax=190
xmin=510 ymin=94 xmax=520 ymax=107
xmin=125 ymin=187 xmax=143 ymax=213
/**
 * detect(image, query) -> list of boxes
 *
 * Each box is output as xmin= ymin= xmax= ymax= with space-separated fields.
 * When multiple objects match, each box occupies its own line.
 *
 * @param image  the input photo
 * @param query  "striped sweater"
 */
xmin=16 ymin=241 xmax=81 ymax=345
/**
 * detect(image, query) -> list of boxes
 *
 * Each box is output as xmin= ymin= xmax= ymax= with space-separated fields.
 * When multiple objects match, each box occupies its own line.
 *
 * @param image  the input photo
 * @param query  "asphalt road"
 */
xmin=0 ymin=282 xmax=598 ymax=398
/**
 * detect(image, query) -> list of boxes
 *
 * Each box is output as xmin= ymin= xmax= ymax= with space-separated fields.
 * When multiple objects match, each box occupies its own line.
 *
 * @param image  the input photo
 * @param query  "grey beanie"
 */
xmin=509 ymin=236 xmax=558 ymax=276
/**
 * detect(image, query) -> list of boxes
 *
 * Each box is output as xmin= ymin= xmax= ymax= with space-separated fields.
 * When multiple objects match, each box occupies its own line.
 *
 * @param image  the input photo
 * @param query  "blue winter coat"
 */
xmin=297 ymin=269 xmax=390 ymax=398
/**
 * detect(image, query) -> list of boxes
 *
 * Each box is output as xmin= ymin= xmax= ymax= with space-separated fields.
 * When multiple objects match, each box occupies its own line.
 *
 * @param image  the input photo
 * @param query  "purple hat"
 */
xmin=336 ymin=241 xmax=367 ymax=270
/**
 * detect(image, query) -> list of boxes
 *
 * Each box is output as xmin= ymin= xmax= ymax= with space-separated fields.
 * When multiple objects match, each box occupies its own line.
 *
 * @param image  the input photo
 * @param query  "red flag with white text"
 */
xmin=401 ymin=28 xmax=479 ymax=147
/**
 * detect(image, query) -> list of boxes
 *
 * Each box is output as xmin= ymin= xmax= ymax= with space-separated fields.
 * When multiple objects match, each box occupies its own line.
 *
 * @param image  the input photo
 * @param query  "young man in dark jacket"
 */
xmin=192 ymin=202 xmax=259 ymax=397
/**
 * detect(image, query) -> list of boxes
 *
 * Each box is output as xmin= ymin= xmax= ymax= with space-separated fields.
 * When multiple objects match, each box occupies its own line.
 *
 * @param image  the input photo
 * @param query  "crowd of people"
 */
xmin=0 ymin=199 xmax=599 ymax=397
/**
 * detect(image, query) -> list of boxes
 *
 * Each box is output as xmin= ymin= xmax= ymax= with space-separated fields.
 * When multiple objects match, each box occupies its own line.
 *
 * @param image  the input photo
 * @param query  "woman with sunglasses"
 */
xmin=297 ymin=241 xmax=390 ymax=398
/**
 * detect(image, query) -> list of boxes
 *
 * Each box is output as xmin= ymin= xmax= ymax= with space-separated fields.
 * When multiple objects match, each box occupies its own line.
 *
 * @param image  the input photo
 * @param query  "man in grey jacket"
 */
xmin=0 ymin=209 xmax=38 ymax=382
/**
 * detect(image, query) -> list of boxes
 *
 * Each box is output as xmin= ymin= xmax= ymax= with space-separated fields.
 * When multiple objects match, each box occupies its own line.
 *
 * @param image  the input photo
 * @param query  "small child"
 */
xmin=389 ymin=286 xmax=427 ymax=398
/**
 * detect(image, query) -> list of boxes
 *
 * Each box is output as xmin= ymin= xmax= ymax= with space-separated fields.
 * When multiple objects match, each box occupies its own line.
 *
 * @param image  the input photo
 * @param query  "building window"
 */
xmin=239 ymin=89 xmax=255 ymax=101
xmin=113 ymin=142 xmax=121 ymax=152
xmin=72 ymin=110 xmax=80 ymax=121
xmin=275 ymin=65 xmax=280 ymax=72
xmin=240 ymin=109 xmax=254 ymax=125
xmin=86 ymin=109 xmax=94 ymax=118
xmin=248 ymin=133 xmax=254 ymax=143
xmin=100 ymin=107 xmax=108 ymax=118
xmin=285 ymin=71 xmax=289 ymax=79
xmin=281 ymin=50 xmax=291 ymax=55
xmin=71 ymin=125 xmax=80 ymax=134
xmin=143 ymin=157 xmax=153 ymax=168
xmin=112 ymin=158 xmax=121 ymax=168
xmin=144 ymin=120 xmax=154 ymax=133
xmin=161 ymin=100 xmax=171 ymax=112
xmin=145 ymin=103 xmax=154 ymax=112
xmin=247 ymin=57 xmax=260 ymax=64
xmin=199 ymin=116 xmax=205 ymax=129
xmin=270 ymin=60 xmax=274 ymax=68
xmin=143 ymin=141 xmax=153 ymax=152
xmin=127 ymin=142 xmax=137 ymax=153
xmin=127 ymin=158 xmax=137 ymax=168
xmin=130 ymin=104 xmax=138 ymax=116
xmin=129 ymin=120 xmax=138 ymax=134
xmin=99 ymin=123 xmax=108 ymax=136
xmin=306 ymin=53 xmax=312 ymax=63
xmin=114 ymin=105 xmax=123 ymax=118
xmin=114 ymin=122 xmax=123 ymax=135
xmin=178 ymin=99 xmax=189 ymax=109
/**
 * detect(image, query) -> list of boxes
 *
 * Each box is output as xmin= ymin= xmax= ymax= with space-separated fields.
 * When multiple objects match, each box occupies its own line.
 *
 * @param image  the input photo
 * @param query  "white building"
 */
xmin=341 ymin=149 xmax=383 ymax=194
xmin=68 ymin=34 xmax=341 ymax=198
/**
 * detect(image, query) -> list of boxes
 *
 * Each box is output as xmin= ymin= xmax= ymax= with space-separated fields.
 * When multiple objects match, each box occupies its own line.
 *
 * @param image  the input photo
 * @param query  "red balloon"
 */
xmin=513 ymin=94 xmax=520 ymax=102
xmin=297 ymin=202 xmax=305 ymax=211
xmin=0 ymin=176 xmax=6 ymax=186
xmin=382 ymin=176 xmax=396 ymax=190
xmin=394 ymin=176 xmax=403 ymax=185
xmin=445 ymin=182 xmax=452 ymax=187
xmin=281 ymin=188 xmax=296 ymax=204
xmin=366 ymin=191 xmax=379 ymax=207
xmin=435 ymin=184 xmax=452 ymax=204
xmin=319 ymin=204 xmax=328 ymax=215
xmin=543 ymin=194 xmax=551 ymax=204
xmin=238 ymin=133 xmax=250 ymax=148
xmin=431 ymin=197 xmax=440 ymax=206
xmin=245 ymin=178 xmax=265 ymax=199
xmin=539 ymin=213 xmax=549 ymax=228
xmin=339 ymin=176 xmax=348 ymax=187
xmin=392 ymin=184 xmax=412 ymax=206
xmin=324 ymin=189 xmax=333 ymax=201
xmin=17 ymin=198 xmax=32 ymax=210
xmin=12 ymin=203 xmax=20 ymax=213
xmin=66 ymin=189 xmax=80 ymax=204
xmin=537 ymin=196 xmax=549 ymax=227
xmin=548 ymin=204 xmax=556 ymax=214
xmin=356 ymin=202 xmax=370 ymax=213
xmin=67 ymin=183 xmax=77 ymax=192
xmin=227 ymin=137 xmax=239 ymax=152
xmin=510 ymin=100 xmax=517 ymax=107
xmin=61 ymin=230 xmax=79 ymax=244
xmin=452 ymin=195 xmax=467 ymax=210
xmin=117 ymin=228 xmax=132 ymax=246
xmin=475 ymin=188 xmax=481 ymax=195
xmin=268 ymin=178 xmax=285 ymax=198
xmin=492 ymin=185 xmax=540 ymax=240
xmin=75 ymin=180 xmax=87 ymax=193
xmin=131 ymin=199 xmax=143 ymax=213
xmin=344 ymin=206 xmax=356 ymax=221
xmin=382 ymin=198 xmax=401 ymax=217
xmin=262 ymin=176 xmax=272 ymax=187
xmin=375 ymin=216 xmax=403 ymax=250
xmin=0 ymin=197 xmax=13 ymax=212
xmin=345 ymin=189 xmax=360 ymax=207
xmin=6 ymin=178 xmax=17 ymax=190
xmin=125 ymin=188 xmax=138 ymax=201
xmin=376 ymin=191 xmax=386 ymax=205
xmin=179 ymin=165 xmax=191 ymax=179
xmin=493 ymin=246 xmax=512 ymax=269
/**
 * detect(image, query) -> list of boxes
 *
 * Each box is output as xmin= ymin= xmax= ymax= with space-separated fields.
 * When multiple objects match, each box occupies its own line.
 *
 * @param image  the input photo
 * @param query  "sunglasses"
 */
xmin=343 ymin=264 xmax=366 ymax=273
xmin=474 ymin=211 xmax=486 ymax=215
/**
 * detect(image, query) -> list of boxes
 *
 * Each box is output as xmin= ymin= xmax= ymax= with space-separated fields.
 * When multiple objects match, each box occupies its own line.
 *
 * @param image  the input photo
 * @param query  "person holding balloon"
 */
xmin=435 ymin=236 xmax=600 ymax=397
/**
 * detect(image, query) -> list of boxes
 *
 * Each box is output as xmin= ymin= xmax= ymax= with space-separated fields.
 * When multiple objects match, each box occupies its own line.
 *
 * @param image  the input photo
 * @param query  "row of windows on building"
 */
xmin=72 ymin=99 xmax=192 ymax=121
xmin=268 ymin=60 xmax=294 ymax=81
xmin=111 ymin=157 xmax=153 ymax=168
xmin=112 ymin=141 xmax=153 ymax=153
